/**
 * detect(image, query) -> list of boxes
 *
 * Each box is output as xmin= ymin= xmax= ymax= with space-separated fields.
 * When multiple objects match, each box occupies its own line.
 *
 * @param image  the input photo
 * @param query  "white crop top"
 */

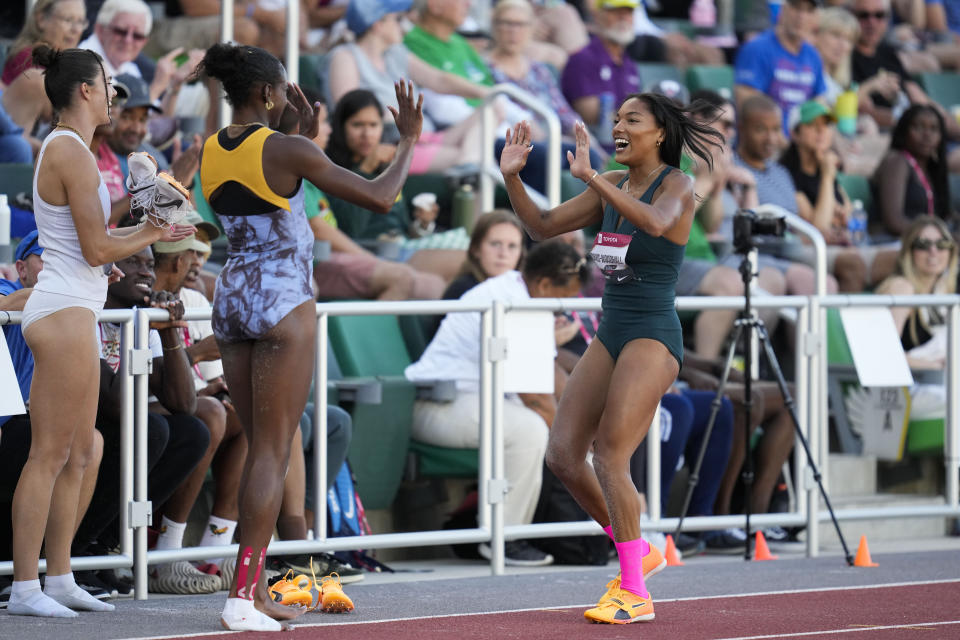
xmin=32 ymin=130 xmax=110 ymax=302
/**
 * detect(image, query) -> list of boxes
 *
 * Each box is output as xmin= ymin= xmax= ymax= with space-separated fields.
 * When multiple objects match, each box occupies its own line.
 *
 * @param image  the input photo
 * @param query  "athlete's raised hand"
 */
xmin=388 ymin=80 xmax=423 ymax=144
xmin=500 ymin=120 xmax=535 ymax=177
xmin=286 ymin=82 xmax=321 ymax=140
xmin=566 ymin=121 xmax=595 ymax=183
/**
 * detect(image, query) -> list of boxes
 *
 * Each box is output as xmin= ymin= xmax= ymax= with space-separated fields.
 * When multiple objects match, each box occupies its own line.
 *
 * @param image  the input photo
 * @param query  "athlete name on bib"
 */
xmin=589 ymin=231 xmax=632 ymax=274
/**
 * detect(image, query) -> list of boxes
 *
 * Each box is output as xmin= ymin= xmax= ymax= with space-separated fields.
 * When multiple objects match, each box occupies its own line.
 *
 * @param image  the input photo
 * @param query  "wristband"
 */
xmin=586 ymin=171 xmax=599 ymax=185
xmin=164 ymin=343 xmax=183 ymax=352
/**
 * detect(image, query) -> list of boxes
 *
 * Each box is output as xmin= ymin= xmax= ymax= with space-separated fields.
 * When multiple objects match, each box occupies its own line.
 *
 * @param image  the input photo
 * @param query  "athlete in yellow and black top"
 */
xmin=195 ymin=42 xmax=422 ymax=631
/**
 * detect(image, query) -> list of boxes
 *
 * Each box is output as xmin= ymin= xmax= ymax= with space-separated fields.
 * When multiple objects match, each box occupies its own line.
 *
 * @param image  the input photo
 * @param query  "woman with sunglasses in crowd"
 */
xmin=876 ymin=217 xmax=957 ymax=369
xmin=499 ymin=93 xmax=721 ymax=625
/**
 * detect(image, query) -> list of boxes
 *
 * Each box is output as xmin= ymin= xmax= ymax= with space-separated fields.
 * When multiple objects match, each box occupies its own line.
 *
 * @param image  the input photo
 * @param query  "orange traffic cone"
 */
xmin=854 ymin=535 xmax=878 ymax=567
xmin=664 ymin=534 xmax=684 ymax=566
xmin=753 ymin=530 xmax=778 ymax=561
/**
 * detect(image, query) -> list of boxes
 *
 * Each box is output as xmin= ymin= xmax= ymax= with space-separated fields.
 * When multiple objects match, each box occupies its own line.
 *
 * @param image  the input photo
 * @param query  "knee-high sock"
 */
xmin=614 ymin=538 xmax=648 ymax=599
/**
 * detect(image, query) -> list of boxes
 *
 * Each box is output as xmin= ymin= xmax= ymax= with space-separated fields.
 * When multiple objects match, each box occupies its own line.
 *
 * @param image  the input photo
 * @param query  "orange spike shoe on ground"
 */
xmin=267 ymin=570 xmax=314 ymax=609
xmin=595 ymin=541 xmax=666 ymax=605
xmin=584 ymin=588 xmax=655 ymax=624
xmin=319 ymin=573 xmax=354 ymax=613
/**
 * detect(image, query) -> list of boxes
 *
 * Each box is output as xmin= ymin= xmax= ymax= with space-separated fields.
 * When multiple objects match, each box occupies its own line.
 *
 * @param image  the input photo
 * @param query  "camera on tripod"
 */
xmin=732 ymin=208 xmax=788 ymax=254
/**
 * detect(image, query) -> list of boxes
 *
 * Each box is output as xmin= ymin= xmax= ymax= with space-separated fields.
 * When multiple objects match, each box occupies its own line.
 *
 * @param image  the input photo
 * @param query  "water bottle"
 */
xmin=451 ymin=184 xmax=476 ymax=232
xmin=689 ymin=0 xmax=716 ymax=30
xmin=597 ymin=92 xmax=615 ymax=148
xmin=0 ymin=194 xmax=10 ymax=264
xmin=848 ymin=199 xmax=868 ymax=246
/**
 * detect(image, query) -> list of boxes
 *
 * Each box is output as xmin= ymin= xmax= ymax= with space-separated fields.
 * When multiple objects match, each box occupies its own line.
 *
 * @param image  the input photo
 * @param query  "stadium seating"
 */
xmin=637 ymin=62 xmax=684 ymax=92
xmin=0 ymin=162 xmax=33 ymax=200
xmin=836 ymin=172 xmax=873 ymax=217
xmin=916 ymin=72 xmax=960 ymax=111
xmin=685 ymin=65 xmax=734 ymax=100
xmin=328 ymin=314 xmax=417 ymax=510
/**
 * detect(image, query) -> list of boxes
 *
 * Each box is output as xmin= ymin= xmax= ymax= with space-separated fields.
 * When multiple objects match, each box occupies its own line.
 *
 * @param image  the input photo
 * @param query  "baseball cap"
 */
xmin=346 ymin=0 xmax=412 ymax=37
xmin=14 ymin=230 xmax=42 ymax=262
xmin=114 ymin=73 xmax=162 ymax=113
xmin=788 ymin=99 xmax=835 ymax=131
xmin=648 ymin=79 xmax=690 ymax=106
xmin=597 ymin=0 xmax=639 ymax=9
xmin=153 ymin=211 xmax=217 ymax=254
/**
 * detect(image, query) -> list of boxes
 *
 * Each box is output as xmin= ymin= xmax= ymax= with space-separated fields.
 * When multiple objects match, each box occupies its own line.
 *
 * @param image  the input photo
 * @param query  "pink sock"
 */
xmin=604 ymin=526 xmax=651 ymax=557
xmin=614 ymin=538 xmax=648 ymax=599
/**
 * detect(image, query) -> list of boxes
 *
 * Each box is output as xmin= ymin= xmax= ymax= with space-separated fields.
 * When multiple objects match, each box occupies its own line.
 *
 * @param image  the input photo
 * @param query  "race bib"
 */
xmin=590 ymin=232 xmax=637 ymax=283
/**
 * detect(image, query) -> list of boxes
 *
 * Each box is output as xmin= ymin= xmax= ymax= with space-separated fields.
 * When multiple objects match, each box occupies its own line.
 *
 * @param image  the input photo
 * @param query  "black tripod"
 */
xmin=673 ymin=248 xmax=854 ymax=565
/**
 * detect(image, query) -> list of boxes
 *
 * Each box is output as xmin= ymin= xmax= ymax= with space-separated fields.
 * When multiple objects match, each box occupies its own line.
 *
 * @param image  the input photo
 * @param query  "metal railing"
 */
xmin=1 ymin=294 xmax=958 ymax=593
xmin=479 ymin=84 xmax=563 ymax=212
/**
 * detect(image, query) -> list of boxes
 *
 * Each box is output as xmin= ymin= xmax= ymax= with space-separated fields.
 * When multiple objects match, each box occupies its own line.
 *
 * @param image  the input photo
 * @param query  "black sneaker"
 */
xmin=675 ymin=532 xmax=706 ymax=556
xmin=273 ymin=553 xmax=365 ymax=584
xmin=0 ymin=576 xmax=11 ymax=609
xmin=703 ymin=528 xmax=748 ymax=555
xmin=478 ymin=541 xmax=554 ymax=567
xmin=74 ymin=570 xmax=114 ymax=600
xmin=95 ymin=569 xmax=134 ymax=598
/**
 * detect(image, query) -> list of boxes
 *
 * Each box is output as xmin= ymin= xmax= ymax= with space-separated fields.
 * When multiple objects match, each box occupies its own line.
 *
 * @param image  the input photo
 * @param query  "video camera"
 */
xmin=732 ymin=208 xmax=787 ymax=254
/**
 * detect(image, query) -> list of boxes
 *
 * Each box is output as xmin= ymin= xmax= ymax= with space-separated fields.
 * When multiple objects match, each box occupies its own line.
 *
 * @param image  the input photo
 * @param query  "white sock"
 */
xmin=7 ymin=578 xmax=78 ymax=618
xmin=44 ymin=572 xmax=115 ymax=612
xmin=220 ymin=597 xmax=282 ymax=631
xmin=200 ymin=515 xmax=238 ymax=562
xmin=155 ymin=516 xmax=187 ymax=551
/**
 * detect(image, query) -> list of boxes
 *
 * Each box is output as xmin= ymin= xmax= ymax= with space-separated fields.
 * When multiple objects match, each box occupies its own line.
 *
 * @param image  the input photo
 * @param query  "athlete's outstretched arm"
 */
xmin=501 ymin=121 xmax=603 ymax=240
xmin=283 ymin=80 xmax=423 ymax=214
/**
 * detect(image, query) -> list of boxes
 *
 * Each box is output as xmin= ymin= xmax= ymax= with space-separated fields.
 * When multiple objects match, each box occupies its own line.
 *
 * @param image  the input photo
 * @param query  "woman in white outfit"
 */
xmin=8 ymin=44 xmax=192 ymax=619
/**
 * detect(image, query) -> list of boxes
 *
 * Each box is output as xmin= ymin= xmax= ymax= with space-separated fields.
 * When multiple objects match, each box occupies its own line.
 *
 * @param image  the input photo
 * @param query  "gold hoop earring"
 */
xmin=265 ymin=100 xmax=274 ymax=111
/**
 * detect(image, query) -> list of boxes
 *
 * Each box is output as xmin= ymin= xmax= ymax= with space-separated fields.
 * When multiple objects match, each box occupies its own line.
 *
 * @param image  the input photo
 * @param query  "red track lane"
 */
xmin=155 ymin=582 xmax=960 ymax=640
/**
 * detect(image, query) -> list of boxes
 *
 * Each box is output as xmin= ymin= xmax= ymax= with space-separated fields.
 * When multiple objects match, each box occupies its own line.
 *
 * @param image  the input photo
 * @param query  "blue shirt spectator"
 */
xmin=735 ymin=28 xmax=827 ymax=134
xmin=0 ymin=230 xmax=43 ymax=427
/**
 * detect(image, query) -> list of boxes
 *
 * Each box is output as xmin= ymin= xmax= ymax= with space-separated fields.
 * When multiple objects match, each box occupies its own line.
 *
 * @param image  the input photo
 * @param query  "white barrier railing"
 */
xmin=1 ymin=294 xmax=958 ymax=595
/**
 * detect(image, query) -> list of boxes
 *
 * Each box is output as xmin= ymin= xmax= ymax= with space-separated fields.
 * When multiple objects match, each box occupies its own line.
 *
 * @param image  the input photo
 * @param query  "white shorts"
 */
xmin=21 ymin=288 xmax=104 ymax=333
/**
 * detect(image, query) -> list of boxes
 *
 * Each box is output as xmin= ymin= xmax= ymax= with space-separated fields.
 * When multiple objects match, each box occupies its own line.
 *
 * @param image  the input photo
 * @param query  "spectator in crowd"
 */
xmin=486 ymin=0 xmax=606 ymax=167
xmin=1 ymin=0 xmax=88 ymax=153
xmin=0 ymin=99 xmax=32 ymax=163
xmin=684 ymin=92 xmax=788 ymax=359
xmin=148 ymin=0 xmax=260 ymax=55
xmin=406 ymin=240 xmax=588 ymax=566
xmin=423 ymin=209 xmax=527 ymax=340
xmin=591 ymin=0 xmax=725 ymax=67
xmin=734 ymin=0 xmax=827 ymax=134
xmin=108 ymin=73 xmax=202 ymax=185
xmin=560 ymin=0 xmax=641 ymax=147
xmin=270 ymin=99 xmax=447 ymax=301
xmin=926 ymin=0 xmax=960 ymax=40
xmin=679 ymin=353 xmax=799 ymax=551
xmin=633 ymin=387 xmax=734 ymax=549
xmin=77 ymin=246 xmax=219 ymax=595
xmin=850 ymin=0 xmax=957 ymax=137
xmin=80 ymin=1 xmax=155 ymax=95
xmin=404 ymin=0 xmax=576 ymax=195
xmin=147 ymin=231 xmax=250 ymax=594
xmin=326 ymin=0 xmax=490 ymax=171
xmin=780 ymin=99 xmax=870 ymax=292
xmin=871 ymin=104 xmax=956 ymax=240
xmin=812 ymin=6 xmax=893 ymax=177
xmin=0 ymin=233 xmax=106 ymax=596
xmin=875 ymin=216 xmax=956 ymax=369
xmin=325 ymin=89 xmax=466 ymax=281
xmin=734 ymin=94 xmax=839 ymax=294
xmin=2 ymin=0 xmax=87 ymax=85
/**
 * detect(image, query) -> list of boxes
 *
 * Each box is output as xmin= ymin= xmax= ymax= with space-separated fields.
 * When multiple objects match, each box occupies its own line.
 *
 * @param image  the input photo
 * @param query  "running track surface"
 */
xmin=5 ymin=546 xmax=960 ymax=639
xmin=134 ymin=581 xmax=960 ymax=640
